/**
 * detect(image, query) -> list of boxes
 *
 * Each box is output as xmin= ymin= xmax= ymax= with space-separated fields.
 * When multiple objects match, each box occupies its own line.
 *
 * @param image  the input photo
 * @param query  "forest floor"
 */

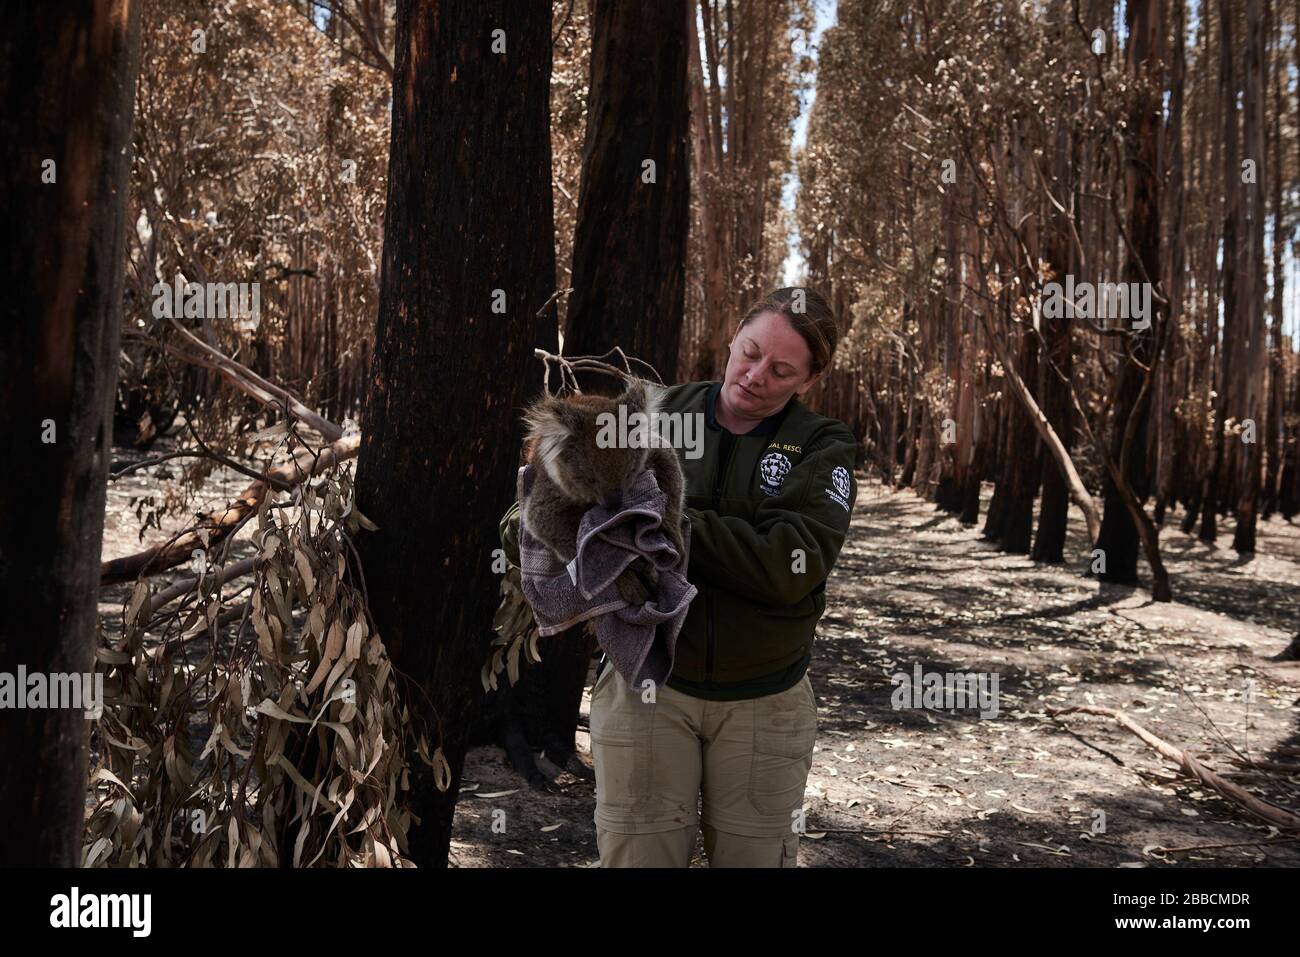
xmin=450 ymin=476 xmax=1300 ymax=868
xmin=98 ymin=453 xmax=1300 ymax=868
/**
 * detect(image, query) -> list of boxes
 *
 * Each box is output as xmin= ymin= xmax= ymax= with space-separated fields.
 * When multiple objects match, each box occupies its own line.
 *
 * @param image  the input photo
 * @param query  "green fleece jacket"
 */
xmin=499 ymin=380 xmax=857 ymax=700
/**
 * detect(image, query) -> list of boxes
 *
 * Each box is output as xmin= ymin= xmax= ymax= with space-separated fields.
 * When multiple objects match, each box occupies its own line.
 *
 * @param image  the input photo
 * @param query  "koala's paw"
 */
xmin=614 ymin=559 xmax=658 ymax=605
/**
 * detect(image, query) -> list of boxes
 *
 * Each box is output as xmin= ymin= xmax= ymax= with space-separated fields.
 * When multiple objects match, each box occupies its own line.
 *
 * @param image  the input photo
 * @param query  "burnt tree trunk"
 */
xmin=563 ymin=0 xmax=690 ymax=391
xmin=0 ymin=0 xmax=142 ymax=865
xmin=497 ymin=0 xmax=690 ymax=777
xmin=960 ymin=410 xmax=990 ymax=526
xmin=1281 ymin=370 xmax=1300 ymax=518
xmin=1232 ymin=0 xmax=1268 ymax=554
xmin=1032 ymin=183 xmax=1076 ymax=562
xmin=1000 ymin=315 xmax=1043 ymax=554
xmin=1153 ymin=0 xmax=1187 ymax=528
xmin=982 ymin=382 xmax=1011 ymax=542
xmin=936 ymin=191 xmax=965 ymax=514
xmin=1262 ymin=0 xmax=1285 ymax=519
xmin=354 ymin=0 xmax=557 ymax=867
xmin=1200 ymin=0 xmax=1239 ymax=545
xmin=1096 ymin=0 xmax=1166 ymax=593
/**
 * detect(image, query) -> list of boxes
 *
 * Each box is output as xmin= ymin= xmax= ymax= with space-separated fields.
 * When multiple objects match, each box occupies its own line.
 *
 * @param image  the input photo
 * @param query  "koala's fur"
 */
xmin=520 ymin=378 xmax=686 ymax=604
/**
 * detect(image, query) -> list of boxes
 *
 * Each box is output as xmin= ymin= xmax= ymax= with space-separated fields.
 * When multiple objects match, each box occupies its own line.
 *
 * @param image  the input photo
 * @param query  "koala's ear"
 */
xmin=643 ymin=381 xmax=665 ymax=417
xmin=523 ymin=396 xmax=579 ymax=473
xmin=523 ymin=396 xmax=569 ymax=437
xmin=620 ymin=377 xmax=663 ymax=416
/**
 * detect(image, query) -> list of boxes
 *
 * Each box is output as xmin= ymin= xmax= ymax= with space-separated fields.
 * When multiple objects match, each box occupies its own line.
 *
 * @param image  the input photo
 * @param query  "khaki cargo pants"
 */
xmin=589 ymin=662 xmax=818 ymax=867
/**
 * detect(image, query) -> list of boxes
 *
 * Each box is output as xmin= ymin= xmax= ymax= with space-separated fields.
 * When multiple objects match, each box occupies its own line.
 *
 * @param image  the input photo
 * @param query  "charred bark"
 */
xmin=354 ymin=0 xmax=557 ymax=867
xmin=0 ymin=0 xmax=143 ymax=865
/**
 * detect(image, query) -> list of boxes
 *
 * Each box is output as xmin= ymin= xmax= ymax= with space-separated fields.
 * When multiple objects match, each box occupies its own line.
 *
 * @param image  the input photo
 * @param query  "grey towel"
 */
xmin=516 ymin=463 xmax=697 ymax=689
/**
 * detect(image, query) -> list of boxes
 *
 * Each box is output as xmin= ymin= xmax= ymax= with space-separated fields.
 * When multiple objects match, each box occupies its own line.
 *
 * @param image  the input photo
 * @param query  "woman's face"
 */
xmin=719 ymin=310 xmax=822 ymax=421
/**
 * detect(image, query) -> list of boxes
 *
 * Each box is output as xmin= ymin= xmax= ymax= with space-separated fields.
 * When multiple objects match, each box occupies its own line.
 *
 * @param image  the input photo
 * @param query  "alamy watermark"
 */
xmin=595 ymin=403 xmax=705 ymax=460
xmin=152 ymin=272 xmax=261 ymax=330
xmin=890 ymin=663 xmax=1001 ymax=718
xmin=0 ymin=666 xmax=104 ymax=719
xmin=1041 ymin=275 xmax=1151 ymax=331
xmin=50 ymin=887 xmax=151 ymax=937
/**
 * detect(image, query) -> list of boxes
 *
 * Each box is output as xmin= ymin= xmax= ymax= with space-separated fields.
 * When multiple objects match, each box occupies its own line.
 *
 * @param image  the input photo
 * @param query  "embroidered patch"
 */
xmin=825 ymin=465 xmax=852 ymax=512
xmin=758 ymin=451 xmax=793 ymax=496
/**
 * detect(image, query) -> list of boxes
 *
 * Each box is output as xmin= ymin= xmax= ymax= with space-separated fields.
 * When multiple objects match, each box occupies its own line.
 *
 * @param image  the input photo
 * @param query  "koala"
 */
xmin=520 ymin=378 xmax=687 ymax=605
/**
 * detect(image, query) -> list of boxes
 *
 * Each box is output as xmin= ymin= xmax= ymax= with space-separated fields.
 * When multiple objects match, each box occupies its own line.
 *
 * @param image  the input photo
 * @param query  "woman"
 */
xmin=500 ymin=286 xmax=856 ymax=867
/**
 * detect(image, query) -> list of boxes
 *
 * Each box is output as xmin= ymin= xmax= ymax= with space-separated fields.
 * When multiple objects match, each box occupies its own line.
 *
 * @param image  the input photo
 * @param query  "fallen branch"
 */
xmin=977 ymin=309 xmax=1101 ymax=544
xmin=1152 ymin=837 xmax=1299 ymax=854
xmin=1227 ymin=757 xmax=1300 ymax=775
xmin=164 ymin=318 xmax=343 ymax=441
xmin=154 ymin=600 xmax=252 ymax=655
xmin=186 ymin=422 xmax=295 ymax=491
xmin=100 ymin=434 xmax=360 ymax=586
xmin=112 ymin=450 xmax=209 ymax=480
xmin=1048 ymin=705 xmax=1300 ymax=831
xmin=145 ymin=556 xmax=258 ymax=619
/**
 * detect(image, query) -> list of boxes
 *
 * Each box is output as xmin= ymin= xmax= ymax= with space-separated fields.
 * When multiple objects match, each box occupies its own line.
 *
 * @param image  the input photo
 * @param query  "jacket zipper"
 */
xmin=705 ymin=428 xmax=737 ymax=682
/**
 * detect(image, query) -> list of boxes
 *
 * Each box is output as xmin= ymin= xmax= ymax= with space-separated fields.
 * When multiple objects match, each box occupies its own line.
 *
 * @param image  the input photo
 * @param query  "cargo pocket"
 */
xmin=591 ymin=659 xmax=614 ymax=697
xmin=779 ymin=832 xmax=801 ymax=868
xmin=747 ymin=676 xmax=818 ymax=817
xmin=590 ymin=666 xmax=655 ymax=817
